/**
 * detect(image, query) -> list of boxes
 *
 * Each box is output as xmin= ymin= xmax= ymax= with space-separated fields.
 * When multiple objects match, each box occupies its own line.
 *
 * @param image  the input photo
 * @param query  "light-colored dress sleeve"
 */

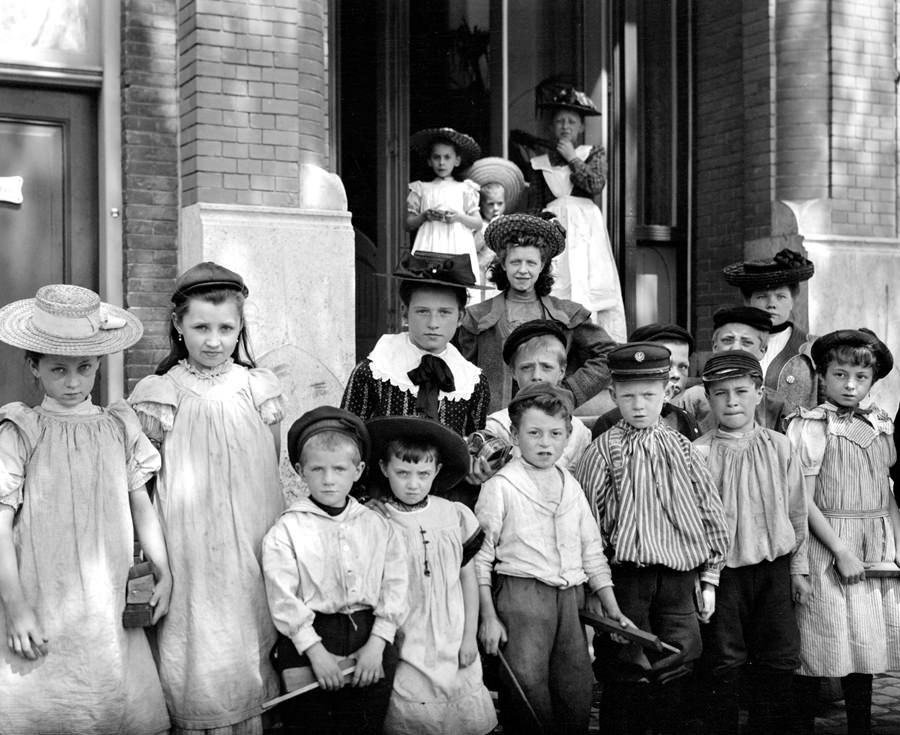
xmin=462 ymin=179 xmax=481 ymax=216
xmin=248 ymin=368 xmax=285 ymax=425
xmin=407 ymin=180 xmax=425 ymax=216
xmin=372 ymin=520 xmax=410 ymax=643
xmin=128 ymin=374 xmax=178 ymax=443
xmin=107 ymin=400 xmax=162 ymax=491
xmin=786 ymin=413 xmax=828 ymax=477
xmin=0 ymin=403 xmax=39 ymax=510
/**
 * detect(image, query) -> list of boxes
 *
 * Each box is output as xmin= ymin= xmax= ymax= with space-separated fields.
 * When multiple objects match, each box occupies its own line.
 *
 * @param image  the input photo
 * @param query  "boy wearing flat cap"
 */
xmin=575 ymin=344 xmax=729 ymax=735
xmin=262 ymin=407 xmax=409 ymax=734
xmin=674 ymin=306 xmax=790 ymax=433
xmin=692 ymin=351 xmax=808 ymax=735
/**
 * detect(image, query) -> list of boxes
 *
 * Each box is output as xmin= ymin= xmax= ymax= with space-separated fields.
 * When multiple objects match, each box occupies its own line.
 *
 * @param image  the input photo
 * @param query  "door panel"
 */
xmin=0 ymin=86 xmax=98 ymax=404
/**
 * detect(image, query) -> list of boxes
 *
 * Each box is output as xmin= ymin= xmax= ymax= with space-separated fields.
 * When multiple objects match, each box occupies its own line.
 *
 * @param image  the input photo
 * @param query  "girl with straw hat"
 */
xmin=0 ymin=284 xmax=171 ymax=734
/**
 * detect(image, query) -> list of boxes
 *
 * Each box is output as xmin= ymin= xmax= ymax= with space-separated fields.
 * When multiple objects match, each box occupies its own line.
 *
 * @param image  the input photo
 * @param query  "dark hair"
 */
xmin=815 ymin=344 xmax=880 ymax=377
xmin=739 ymin=282 xmax=800 ymax=300
xmin=508 ymin=392 xmax=572 ymax=433
xmin=155 ymin=287 xmax=256 ymax=375
xmin=24 ymin=350 xmax=44 ymax=368
xmin=382 ymin=437 xmax=441 ymax=466
xmin=398 ymin=280 xmax=468 ymax=311
xmin=490 ymin=237 xmax=555 ymax=296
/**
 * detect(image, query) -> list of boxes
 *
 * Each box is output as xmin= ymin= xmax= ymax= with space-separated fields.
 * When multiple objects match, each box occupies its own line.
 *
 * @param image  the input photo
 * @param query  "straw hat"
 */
xmin=0 ymin=284 xmax=143 ymax=356
xmin=484 ymin=212 xmax=567 ymax=262
xmin=409 ymin=127 xmax=482 ymax=167
xmin=722 ymin=249 xmax=814 ymax=290
xmin=463 ymin=157 xmax=527 ymax=210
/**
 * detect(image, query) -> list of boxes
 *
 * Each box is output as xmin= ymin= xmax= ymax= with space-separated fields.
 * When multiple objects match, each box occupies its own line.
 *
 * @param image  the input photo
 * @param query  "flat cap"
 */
xmin=811 ymin=328 xmax=894 ymax=381
xmin=508 ymin=381 xmax=576 ymax=414
xmin=627 ymin=323 xmax=695 ymax=354
xmin=173 ymin=261 xmax=248 ymax=302
xmin=701 ymin=350 xmax=764 ymax=384
xmin=287 ymin=406 xmax=371 ymax=469
xmin=712 ymin=306 xmax=773 ymax=333
xmin=608 ymin=342 xmax=671 ymax=380
xmin=502 ymin=319 xmax=567 ymax=365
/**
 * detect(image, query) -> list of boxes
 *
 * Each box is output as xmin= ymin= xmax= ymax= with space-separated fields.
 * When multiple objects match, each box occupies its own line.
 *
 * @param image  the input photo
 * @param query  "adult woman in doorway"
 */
xmin=525 ymin=86 xmax=627 ymax=342
xmin=723 ymin=248 xmax=817 ymax=412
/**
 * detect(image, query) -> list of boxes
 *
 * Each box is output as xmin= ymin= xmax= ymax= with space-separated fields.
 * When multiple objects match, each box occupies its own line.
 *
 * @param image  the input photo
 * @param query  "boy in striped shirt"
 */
xmin=575 ymin=342 xmax=729 ymax=735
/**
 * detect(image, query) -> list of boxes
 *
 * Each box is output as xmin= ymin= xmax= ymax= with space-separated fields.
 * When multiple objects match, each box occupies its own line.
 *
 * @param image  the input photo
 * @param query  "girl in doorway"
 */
xmin=526 ymin=85 xmax=626 ymax=342
xmin=129 ymin=262 xmax=285 ymax=735
xmin=0 ymin=284 xmax=171 ymax=734
xmin=407 ymin=127 xmax=483 ymax=279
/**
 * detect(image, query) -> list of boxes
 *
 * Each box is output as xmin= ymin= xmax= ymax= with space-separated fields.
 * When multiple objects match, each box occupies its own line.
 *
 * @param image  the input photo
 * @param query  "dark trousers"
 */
xmin=272 ymin=610 xmax=398 ymax=735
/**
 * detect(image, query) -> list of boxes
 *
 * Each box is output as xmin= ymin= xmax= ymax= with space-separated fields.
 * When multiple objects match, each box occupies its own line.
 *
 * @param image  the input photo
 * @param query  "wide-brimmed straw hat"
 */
xmin=811 ymin=328 xmax=894 ymax=381
xmin=538 ymin=87 xmax=601 ymax=117
xmin=409 ymin=127 xmax=482 ymax=167
xmin=484 ymin=212 xmax=567 ymax=262
xmin=463 ymin=157 xmax=527 ymax=210
xmin=723 ymin=248 xmax=814 ymax=290
xmin=0 ymin=284 xmax=143 ymax=356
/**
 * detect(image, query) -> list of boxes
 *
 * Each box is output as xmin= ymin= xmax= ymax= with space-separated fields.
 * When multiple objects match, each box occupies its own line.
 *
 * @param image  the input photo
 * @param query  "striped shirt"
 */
xmin=574 ymin=420 xmax=729 ymax=585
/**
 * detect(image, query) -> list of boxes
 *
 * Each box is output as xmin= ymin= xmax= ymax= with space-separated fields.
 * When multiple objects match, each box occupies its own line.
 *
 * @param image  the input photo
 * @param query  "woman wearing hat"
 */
xmin=525 ymin=85 xmax=626 ymax=342
xmin=457 ymin=212 xmax=617 ymax=414
xmin=0 ymin=285 xmax=171 ymax=733
xmin=723 ymin=248 xmax=817 ymax=412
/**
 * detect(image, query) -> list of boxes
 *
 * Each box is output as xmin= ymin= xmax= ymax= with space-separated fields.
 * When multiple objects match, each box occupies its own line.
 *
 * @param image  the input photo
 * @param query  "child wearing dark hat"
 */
xmin=407 ymin=127 xmax=484 ymax=279
xmin=262 ymin=407 xmax=409 ymax=735
xmin=674 ymin=306 xmax=790 ymax=433
xmin=786 ymin=329 xmax=900 ymax=735
xmin=692 ymin=351 xmax=808 ymax=735
xmin=369 ymin=416 xmax=496 ymax=735
xmin=591 ymin=322 xmax=701 ymax=440
xmin=574 ymin=343 xmax=729 ymax=735
xmin=476 ymin=381 xmax=629 ymax=734
xmin=482 ymin=319 xmax=592 ymax=471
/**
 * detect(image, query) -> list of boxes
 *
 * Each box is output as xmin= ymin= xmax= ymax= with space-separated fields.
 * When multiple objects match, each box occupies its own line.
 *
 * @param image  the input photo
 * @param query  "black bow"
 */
xmin=407 ymin=354 xmax=456 ymax=420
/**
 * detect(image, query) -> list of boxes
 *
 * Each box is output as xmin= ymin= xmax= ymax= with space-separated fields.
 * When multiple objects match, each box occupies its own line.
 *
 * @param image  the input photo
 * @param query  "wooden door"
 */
xmin=0 ymin=86 xmax=98 ymax=404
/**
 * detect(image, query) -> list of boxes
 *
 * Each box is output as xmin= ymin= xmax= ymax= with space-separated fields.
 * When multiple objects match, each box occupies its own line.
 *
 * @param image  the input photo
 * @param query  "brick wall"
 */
xmin=122 ymin=0 xmax=180 ymax=389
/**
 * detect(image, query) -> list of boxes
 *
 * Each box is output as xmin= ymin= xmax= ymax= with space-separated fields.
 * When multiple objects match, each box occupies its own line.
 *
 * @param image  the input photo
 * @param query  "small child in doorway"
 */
xmin=262 ymin=407 xmax=409 ymax=735
xmin=787 ymin=329 xmax=900 ymax=735
xmin=368 ymin=415 xmax=497 ymax=735
xmin=476 ymin=381 xmax=629 ymax=735
xmin=575 ymin=342 xmax=729 ymax=735
xmin=692 ymin=350 xmax=809 ymax=734
xmin=407 ymin=127 xmax=483 ymax=279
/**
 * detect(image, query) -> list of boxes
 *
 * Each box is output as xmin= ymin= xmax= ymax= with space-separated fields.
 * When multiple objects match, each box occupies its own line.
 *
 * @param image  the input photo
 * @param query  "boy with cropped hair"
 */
xmin=575 ymin=343 xmax=729 ymax=735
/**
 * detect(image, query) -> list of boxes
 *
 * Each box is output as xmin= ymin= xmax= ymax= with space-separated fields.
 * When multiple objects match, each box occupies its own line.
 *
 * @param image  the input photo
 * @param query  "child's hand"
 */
xmin=834 ymin=548 xmax=868 ymax=584
xmin=459 ymin=634 xmax=478 ymax=668
xmin=591 ymin=588 xmax=636 ymax=644
xmin=5 ymin=599 xmax=48 ymax=660
xmin=698 ymin=584 xmax=716 ymax=623
xmin=150 ymin=570 xmax=173 ymax=624
xmin=442 ymin=209 xmax=459 ymax=224
xmin=791 ymin=574 xmax=812 ymax=605
xmin=424 ymin=208 xmax=444 ymax=222
xmin=477 ymin=613 xmax=507 ymax=656
xmin=352 ymin=635 xmax=386 ymax=687
xmin=306 ymin=642 xmax=349 ymax=691
xmin=364 ymin=496 xmax=391 ymax=519
xmin=465 ymin=455 xmax=495 ymax=485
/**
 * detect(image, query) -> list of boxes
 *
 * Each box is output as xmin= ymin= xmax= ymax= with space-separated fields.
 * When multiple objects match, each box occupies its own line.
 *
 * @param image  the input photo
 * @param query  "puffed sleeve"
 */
xmin=407 ymin=181 xmax=424 ymax=216
xmin=341 ymin=359 xmax=379 ymax=421
xmin=573 ymin=440 xmax=612 ymax=529
xmin=0 ymin=403 xmax=39 ymax=510
xmin=107 ymin=400 xmax=162 ymax=491
xmin=128 ymin=374 xmax=178 ymax=444
xmin=465 ymin=373 xmax=490 ymax=435
xmin=248 ymin=368 xmax=285 ymax=425
xmin=569 ymin=145 xmax=607 ymax=195
xmin=262 ymin=519 xmax=321 ymax=654
xmin=372 ymin=520 xmax=410 ymax=643
xmin=456 ymin=501 xmax=485 ymax=566
xmin=474 ymin=475 xmax=506 ymax=585
xmin=462 ymin=179 xmax=481 ymax=217
xmin=786 ymin=412 xmax=828 ymax=477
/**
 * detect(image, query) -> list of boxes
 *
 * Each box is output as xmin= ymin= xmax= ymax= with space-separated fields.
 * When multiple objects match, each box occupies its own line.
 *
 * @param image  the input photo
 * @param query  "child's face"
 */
xmin=299 ymin=445 xmax=365 ymax=508
xmin=512 ymin=344 xmax=566 ymax=387
xmin=380 ymin=454 xmax=441 ymax=506
xmin=503 ymin=245 xmax=544 ymax=295
xmin=706 ymin=375 xmax=763 ymax=432
xmin=402 ymin=287 xmax=462 ymax=354
xmin=480 ymin=190 xmax=506 ymax=221
xmin=822 ymin=360 xmax=874 ymax=409
xmin=177 ymin=297 xmax=241 ymax=371
xmin=428 ymin=142 xmax=461 ymax=179
xmin=30 ymin=354 xmax=99 ymax=408
xmin=745 ymin=286 xmax=794 ymax=326
xmin=512 ymin=407 xmax=570 ymax=469
xmin=713 ymin=323 xmax=766 ymax=359
xmin=660 ymin=340 xmax=691 ymax=399
xmin=610 ymin=379 xmax=666 ymax=429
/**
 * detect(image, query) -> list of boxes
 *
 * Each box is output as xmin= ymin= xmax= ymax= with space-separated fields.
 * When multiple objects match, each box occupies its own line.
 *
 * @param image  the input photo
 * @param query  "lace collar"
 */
xmin=368 ymin=333 xmax=481 ymax=401
xmin=178 ymin=358 xmax=234 ymax=380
